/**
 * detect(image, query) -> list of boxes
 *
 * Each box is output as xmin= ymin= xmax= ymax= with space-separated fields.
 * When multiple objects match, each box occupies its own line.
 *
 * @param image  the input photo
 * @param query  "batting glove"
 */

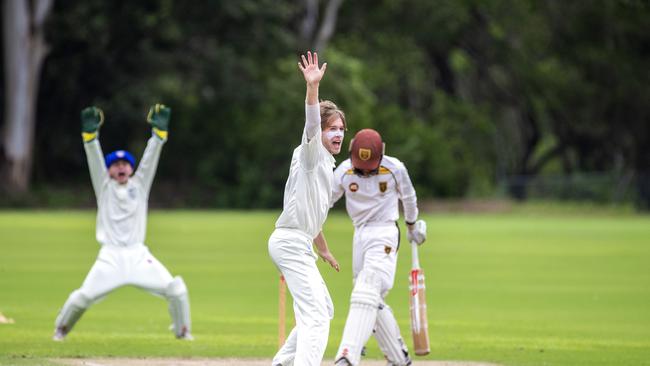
xmin=80 ymin=106 xmax=104 ymax=142
xmin=147 ymin=103 xmax=171 ymax=140
xmin=407 ymin=219 xmax=427 ymax=245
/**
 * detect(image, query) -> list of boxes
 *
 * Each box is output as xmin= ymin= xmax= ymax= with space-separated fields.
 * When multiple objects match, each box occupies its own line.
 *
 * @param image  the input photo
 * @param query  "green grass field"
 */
xmin=1 ymin=209 xmax=649 ymax=365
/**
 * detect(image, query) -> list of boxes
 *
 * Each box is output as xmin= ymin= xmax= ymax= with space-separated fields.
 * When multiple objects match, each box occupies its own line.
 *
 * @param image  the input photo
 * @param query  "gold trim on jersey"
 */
xmin=346 ymin=166 xmax=392 ymax=175
xmin=378 ymin=166 xmax=392 ymax=175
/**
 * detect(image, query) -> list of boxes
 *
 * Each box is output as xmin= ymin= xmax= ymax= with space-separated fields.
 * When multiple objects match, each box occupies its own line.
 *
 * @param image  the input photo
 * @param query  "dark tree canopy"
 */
xmin=1 ymin=0 xmax=648 ymax=208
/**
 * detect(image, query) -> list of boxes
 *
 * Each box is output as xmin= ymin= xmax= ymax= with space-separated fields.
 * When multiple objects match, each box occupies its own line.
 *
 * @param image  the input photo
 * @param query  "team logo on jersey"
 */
xmin=128 ymin=187 xmax=137 ymax=200
xmin=379 ymin=181 xmax=387 ymax=193
xmin=349 ymin=182 xmax=359 ymax=192
xmin=358 ymin=148 xmax=372 ymax=161
xmin=384 ymin=245 xmax=392 ymax=254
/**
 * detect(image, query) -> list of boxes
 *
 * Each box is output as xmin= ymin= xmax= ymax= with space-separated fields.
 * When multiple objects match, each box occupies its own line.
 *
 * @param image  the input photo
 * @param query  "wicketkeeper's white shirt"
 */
xmin=332 ymin=155 xmax=418 ymax=226
xmin=275 ymin=103 xmax=336 ymax=239
xmin=84 ymin=136 xmax=164 ymax=247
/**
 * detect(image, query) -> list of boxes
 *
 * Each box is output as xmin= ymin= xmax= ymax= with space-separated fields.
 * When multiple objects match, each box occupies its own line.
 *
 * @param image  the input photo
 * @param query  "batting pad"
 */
xmin=375 ymin=303 xmax=411 ymax=365
xmin=55 ymin=290 xmax=91 ymax=333
xmin=335 ymin=270 xmax=382 ymax=365
xmin=166 ymin=276 xmax=191 ymax=337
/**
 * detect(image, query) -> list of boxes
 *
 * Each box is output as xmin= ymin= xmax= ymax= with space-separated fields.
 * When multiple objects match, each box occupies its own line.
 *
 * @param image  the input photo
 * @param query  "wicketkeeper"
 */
xmin=268 ymin=51 xmax=343 ymax=366
xmin=332 ymin=129 xmax=427 ymax=365
xmin=53 ymin=104 xmax=193 ymax=341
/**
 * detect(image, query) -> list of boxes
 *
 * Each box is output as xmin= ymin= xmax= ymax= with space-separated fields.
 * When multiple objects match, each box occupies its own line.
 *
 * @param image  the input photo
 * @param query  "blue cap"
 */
xmin=105 ymin=150 xmax=136 ymax=168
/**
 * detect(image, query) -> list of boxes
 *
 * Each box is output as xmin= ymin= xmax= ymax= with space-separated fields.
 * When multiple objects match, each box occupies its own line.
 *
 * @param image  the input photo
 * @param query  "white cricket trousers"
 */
xmin=76 ymin=244 xmax=174 ymax=301
xmin=353 ymin=224 xmax=400 ymax=295
xmin=268 ymin=228 xmax=334 ymax=366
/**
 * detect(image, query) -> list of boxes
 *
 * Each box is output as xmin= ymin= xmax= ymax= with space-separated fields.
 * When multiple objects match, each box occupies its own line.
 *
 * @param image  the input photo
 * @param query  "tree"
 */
xmin=300 ymin=0 xmax=344 ymax=52
xmin=1 ymin=0 xmax=54 ymax=194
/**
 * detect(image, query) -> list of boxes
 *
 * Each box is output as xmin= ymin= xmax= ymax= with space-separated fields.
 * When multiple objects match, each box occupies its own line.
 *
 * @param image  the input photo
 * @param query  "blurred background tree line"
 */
xmin=1 ymin=0 xmax=649 ymax=209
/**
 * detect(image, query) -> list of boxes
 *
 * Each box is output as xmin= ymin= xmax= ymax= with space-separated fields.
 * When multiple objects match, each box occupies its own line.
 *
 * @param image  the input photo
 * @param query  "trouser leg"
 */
xmin=269 ymin=230 xmax=333 ymax=366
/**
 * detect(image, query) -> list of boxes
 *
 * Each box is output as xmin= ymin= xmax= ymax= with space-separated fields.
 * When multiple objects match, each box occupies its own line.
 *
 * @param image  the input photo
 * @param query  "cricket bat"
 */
xmin=409 ymin=240 xmax=430 ymax=356
xmin=278 ymin=274 xmax=286 ymax=349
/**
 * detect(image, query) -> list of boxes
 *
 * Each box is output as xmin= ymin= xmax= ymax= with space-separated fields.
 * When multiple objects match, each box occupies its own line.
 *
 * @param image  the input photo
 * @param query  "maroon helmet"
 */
xmin=350 ymin=129 xmax=383 ymax=171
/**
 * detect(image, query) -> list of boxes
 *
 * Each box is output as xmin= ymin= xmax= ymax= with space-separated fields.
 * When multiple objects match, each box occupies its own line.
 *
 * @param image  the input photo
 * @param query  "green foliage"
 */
xmin=7 ymin=0 xmax=647 ymax=207
xmin=1 ymin=210 xmax=649 ymax=365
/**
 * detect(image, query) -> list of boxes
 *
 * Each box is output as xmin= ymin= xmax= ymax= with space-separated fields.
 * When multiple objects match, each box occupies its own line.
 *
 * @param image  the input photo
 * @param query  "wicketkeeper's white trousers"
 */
xmin=268 ymin=228 xmax=334 ymax=366
xmin=77 ymin=244 xmax=174 ymax=300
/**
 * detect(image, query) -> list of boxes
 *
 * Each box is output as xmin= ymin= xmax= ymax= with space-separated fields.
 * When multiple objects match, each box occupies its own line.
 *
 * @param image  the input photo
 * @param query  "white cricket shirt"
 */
xmin=275 ymin=103 xmax=336 ymax=239
xmin=84 ymin=136 xmax=164 ymax=247
xmin=332 ymin=156 xmax=418 ymax=227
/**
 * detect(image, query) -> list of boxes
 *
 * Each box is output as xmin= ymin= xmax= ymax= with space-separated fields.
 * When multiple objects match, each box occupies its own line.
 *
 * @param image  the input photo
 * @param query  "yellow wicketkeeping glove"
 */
xmin=80 ymin=106 xmax=104 ymax=142
xmin=147 ymin=103 xmax=171 ymax=140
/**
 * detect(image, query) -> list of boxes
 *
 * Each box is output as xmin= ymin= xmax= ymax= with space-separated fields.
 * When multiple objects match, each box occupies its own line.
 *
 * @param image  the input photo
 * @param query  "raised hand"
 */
xmin=81 ymin=106 xmax=104 ymax=132
xmin=81 ymin=106 xmax=104 ymax=142
xmin=147 ymin=103 xmax=171 ymax=131
xmin=147 ymin=103 xmax=171 ymax=140
xmin=298 ymin=51 xmax=327 ymax=86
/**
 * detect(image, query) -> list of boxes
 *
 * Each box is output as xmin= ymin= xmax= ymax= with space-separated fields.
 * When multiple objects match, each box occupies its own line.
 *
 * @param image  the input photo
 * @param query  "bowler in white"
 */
xmin=268 ymin=51 xmax=344 ymax=366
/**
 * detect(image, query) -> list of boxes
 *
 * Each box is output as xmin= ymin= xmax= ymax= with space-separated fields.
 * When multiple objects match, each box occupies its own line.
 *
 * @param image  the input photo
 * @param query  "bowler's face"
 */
xmin=108 ymin=160 xmax=133 ymax=185
xmin=321 ymin=117 xmax=345 ymax=155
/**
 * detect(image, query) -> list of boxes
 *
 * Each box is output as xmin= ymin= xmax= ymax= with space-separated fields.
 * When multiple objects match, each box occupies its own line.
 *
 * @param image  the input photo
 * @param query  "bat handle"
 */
xmin=410 ymin=240 xmax=421 ymax=269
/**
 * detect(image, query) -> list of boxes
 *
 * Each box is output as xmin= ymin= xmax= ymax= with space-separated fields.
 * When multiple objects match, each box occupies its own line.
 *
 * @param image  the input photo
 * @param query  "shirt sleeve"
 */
xmin=83 ymin=139 xmax=108 ymax=199
xmin=396 ymin=161 xmax=419 ymax=223
xmin=331 ymin=162 xmax=347 ymax=207
xmin=134 ymin=135 xmax=165 ymax=195
xmin=299 ymin=103 xmax=322 ymax=171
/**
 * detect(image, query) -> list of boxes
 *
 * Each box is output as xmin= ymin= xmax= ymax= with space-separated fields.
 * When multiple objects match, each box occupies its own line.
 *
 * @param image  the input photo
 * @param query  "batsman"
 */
xmin=53 ymin=104 xmax=193 ymax=341
xmin=332 ymin=129 xmax=427 ymax=366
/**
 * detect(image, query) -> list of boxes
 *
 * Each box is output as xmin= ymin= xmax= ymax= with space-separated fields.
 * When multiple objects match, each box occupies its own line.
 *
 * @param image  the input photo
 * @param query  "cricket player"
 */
xmin=268 ymin=51 xmax=344 ymax=366
xmin=53 ymin=104 xmax=192 ymax=341
xmin=332 ymin=129 xmax=427 ymax=366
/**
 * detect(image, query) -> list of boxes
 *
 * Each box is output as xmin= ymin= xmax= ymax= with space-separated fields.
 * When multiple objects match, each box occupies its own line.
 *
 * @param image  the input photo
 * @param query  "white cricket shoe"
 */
xmin=52 ymin=327 xmax=67 ymax=341
xmin=177 ymin=332 xmax=194 ymax=341
xmin=334 ymin=358 xmax=352 ymax=366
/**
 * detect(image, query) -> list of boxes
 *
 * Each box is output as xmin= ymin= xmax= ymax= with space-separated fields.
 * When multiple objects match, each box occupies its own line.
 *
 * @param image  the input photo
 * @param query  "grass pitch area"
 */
xmin=0 ymin=209 xmax=649 ymax=366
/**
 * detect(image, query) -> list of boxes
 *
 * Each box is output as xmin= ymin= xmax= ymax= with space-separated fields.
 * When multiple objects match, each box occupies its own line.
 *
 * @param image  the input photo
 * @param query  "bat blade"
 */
xmin=409 ymin=268 xmax=430 ymax=356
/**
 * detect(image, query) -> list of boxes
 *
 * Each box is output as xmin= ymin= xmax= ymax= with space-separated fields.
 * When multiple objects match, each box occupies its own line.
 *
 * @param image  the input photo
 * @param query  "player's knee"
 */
xmin=351 ymin=269 xmax=382 ymax=307
xmin=165 ymin=276 xmax=188 ymax=299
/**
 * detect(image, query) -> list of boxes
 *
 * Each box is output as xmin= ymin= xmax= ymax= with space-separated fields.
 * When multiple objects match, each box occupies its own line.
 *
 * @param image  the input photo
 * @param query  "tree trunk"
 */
xmin=1 ymin=0 xmax=53 ymax=194
xmin=314 ymin=0 xmax=344 ymax=52
xmin=300 ymin=0 xmax=318 ymax=49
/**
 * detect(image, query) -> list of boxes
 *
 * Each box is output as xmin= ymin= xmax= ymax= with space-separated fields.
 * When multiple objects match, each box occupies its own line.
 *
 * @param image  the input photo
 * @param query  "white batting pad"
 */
xmin=335 ymin=270 xmax=382 ymax=365
xmin=166 ymin=276 xmax=192 ymax=338
xmin=375 ymin=303 xmax=411 ymax=365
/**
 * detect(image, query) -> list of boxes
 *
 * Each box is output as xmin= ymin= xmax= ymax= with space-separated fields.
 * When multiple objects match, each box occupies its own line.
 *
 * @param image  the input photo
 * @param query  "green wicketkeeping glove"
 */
xmin=147 ymin=103 xmax=171 ymax=140
xmin=80 ymin=106 xmax=104 ymax=142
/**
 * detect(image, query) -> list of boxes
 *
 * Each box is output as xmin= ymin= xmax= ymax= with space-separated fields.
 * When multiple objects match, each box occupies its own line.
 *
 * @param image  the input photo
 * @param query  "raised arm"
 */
xmin=134 ymin=104 xmax=170 ymax=193
xmin=80 ymin=106 xmax=108 ymax=197
xmin=298 ymin=51 xmax=327 ymax=140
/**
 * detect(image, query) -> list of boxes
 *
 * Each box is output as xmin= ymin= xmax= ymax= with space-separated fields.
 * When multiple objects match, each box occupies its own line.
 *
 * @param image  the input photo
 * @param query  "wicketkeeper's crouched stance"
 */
xmin=332 ymin=129 xmax=427 ymax=365
xmin=53 ymin=105 xmax=192 ymax=341
xmin=269 ymin=51 xmax=344 ymax=366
